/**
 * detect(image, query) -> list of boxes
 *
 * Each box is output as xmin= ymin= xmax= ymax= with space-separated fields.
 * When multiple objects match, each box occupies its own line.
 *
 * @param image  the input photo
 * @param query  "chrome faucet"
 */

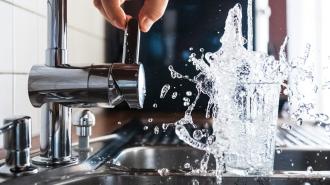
xmin=28 ymin=0 xmax=145 ymax=165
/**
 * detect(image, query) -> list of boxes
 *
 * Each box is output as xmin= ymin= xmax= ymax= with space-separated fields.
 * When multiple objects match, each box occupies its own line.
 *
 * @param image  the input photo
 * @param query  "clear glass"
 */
xmin=219 ymin=83 xmax=280 ymax=176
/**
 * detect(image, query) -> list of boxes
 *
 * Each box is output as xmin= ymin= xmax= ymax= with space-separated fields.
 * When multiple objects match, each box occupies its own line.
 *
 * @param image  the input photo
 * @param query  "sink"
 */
xmin=30 ymin=170 xmax=330 ymax=185
xmin=112 ymin=145 xmax=330 ymax=171
xmin=112 ymin=122 xmax=330 ymax=172
xmin=113 ymin=146 xmax=216 ymax=170
xmin=2 ymin=121 xmax=330 ymax=185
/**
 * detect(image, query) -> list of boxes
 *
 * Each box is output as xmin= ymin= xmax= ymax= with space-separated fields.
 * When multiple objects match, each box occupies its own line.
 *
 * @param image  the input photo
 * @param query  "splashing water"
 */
xmin=172 ymin=92 xmax=178 ymax=99
xmin=160 ymin=84 xmax=171 ymax=99
xmin=164 ymin=3 xmax=330 ymax=184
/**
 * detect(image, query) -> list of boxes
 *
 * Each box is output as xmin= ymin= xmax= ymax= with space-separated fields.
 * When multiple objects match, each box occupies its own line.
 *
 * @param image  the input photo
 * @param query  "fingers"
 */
xmin=139 ymin=0 xmax=169 ymax=32
xmin=93 ymin=0 xmax=128 ymax=30
xmin=94 ymin=0 xmax=169 ymax=32
xmin=93 ymin=0 xmax=110 ymax=22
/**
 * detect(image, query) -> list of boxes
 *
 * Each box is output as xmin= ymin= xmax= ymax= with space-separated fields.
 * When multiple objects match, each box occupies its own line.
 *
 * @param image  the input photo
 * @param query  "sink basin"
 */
xmin=113 ymin=146 xmax=216 ymax=170
xmin=112 ymin=145 xmax=330 ymax=171
xmin=2 ymin=121 xmax=330 ymax=185
xmin=36 ymin=171 xmax=330 ymax=185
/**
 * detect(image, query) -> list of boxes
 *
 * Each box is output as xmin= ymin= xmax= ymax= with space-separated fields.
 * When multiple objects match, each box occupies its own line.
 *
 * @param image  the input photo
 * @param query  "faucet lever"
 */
xmin=122 ymin=18 xmax=140 ymax=64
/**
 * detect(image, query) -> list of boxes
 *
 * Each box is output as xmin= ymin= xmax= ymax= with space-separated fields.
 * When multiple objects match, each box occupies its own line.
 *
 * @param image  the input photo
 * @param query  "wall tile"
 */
xmin=0 ymin=1 xmax=13 ymax=72
xmin=68 ymin=0 xmax=105 ymax=39
xmin=37 ymin=17 xmax=46 ymax=64
xmin=13 ymin=74 xmax=40 ymax=136
xmin=13 ymin=6 xmax=38 ymax=73
xmin=68 ymin=28 xmax=105 ymax=65
xmin=13 ymin=0 xmax=38 ymax=14
xmin=36 ymin=0 xmax=47 ymax=16
xmin=0 ymin=75 xmax=13 ymax=148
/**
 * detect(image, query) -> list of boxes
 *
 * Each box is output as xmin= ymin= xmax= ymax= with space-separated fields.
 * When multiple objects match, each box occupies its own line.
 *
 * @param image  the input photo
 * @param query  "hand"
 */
xmin=93 ymin=0 xmax=169 ymax=32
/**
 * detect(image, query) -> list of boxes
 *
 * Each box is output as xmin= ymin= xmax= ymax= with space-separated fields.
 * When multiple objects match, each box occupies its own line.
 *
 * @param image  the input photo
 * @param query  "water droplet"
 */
xmin=325 ymin=125 xmax=330 ymax=132
xmin=162 ymin=123 xmax=169 ymax=131
xmin=154 ymin=126 xmax=159 ymax=134
xmin=200 ymin=48 xmax=205 ymax=53
xmin=183 ymin=97 xmax=190 ymax=102
xmin=148 ymin=118 xmax=153 ymax=123
xmin=186 ymin=91 xmax=192 ymax=96
xmin=143 ymin=126 xmax=149 ymax=130
xmin=306 ymin=166 xmax=313 ymax=174
xmin=296 ymin=118 xmax=303 ymax=126
xmin=160 ymin=84 xmax=171 ymax=99
xmin=193 ymin=130 xmax=204 ymax=140
xmin=280 ymin=123 xmax=292 ymax=130
xmin=153 ymin=103 xmax=158 ymax=108
xmin=117 ymin=121 xmax=122 ymax=125
xmin=207 ymin=135 xmax=216 ymax=145
xmin=183 ymin=102 xmax=190 ymax=107
xmin=184 ymin=162 xmax=191 ymax=169
xmin=192 ymin=178 xmax=199 ymax=185
xmin=283 ymin=89 xmax=289 ymax=95
xmin=171 ymin=92 xmax=178 ymax=99
xmin=276 ymin=149 xmax=282 ymax=154
xmin=157 ymin=168 xmax=170 ymax=176
xmin=325 ymin=156 xmax=328 ymax=160
xmin=189 ymin=47 xmax=194 ymax=51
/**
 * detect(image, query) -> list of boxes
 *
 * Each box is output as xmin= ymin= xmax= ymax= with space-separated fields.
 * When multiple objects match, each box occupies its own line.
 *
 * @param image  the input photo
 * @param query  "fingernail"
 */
xmin=140 ymin=17 xmax=153 ymax=32
xmin=115 ymin=20 xmax=126 ymax=30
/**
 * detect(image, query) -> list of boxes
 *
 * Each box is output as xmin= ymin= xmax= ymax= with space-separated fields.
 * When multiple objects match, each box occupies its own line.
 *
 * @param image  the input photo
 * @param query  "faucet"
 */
xmin=28 ymin=0 xmax=145 ymax=165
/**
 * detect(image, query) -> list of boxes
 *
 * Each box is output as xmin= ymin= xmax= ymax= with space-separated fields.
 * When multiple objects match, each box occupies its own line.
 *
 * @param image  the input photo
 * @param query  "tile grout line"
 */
xmin=0 ymin=0 xmax=106 ymax=41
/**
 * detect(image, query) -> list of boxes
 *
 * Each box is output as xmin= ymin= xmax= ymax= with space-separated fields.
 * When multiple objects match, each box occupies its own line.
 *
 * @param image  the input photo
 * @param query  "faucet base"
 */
xmin=0 ymin=164 xmax=38 ymax=176
xmin=32 ymin=156 xmax=78 ymax=166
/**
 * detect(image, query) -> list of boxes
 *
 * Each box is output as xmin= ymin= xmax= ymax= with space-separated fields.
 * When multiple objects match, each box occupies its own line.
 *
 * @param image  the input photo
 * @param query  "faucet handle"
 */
xmin=122 ymin=18 xmax=140 ymax=64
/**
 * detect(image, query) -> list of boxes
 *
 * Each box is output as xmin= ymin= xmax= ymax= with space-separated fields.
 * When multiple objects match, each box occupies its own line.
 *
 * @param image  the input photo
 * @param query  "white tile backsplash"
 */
xmin=13 ymin=74 xmax=41 ymax=136
xmin=68 ymin=28 xmax=105 ymax=65
xmin=0 ymin=1 xmax=13 ymax=72
xmin=0 ymin=75 xmax=13 ymax=123
xmin=13 ymin=0 xmax=39 ymax=14
xmin=0 ymin=75 xmax=13 ymax=148
xmin=68 ymin=1 xmax=105 ymax=39
xmin=13 ymin=6 xmax=39 ymax=73
xmin=0 ymin=0 xmax=106 ymax=148
xmin=37 ymin=16 xmax=46 ymax=64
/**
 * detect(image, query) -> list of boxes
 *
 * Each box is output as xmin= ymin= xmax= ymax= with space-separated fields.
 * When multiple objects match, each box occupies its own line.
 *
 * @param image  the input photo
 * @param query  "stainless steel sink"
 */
xmin=45 ymin=172 xmax=330 ymax=185
xmin=112 ymin=145 xmax=330 ymax=172
xmin=113 ymin=146 xmax=216 ymax=170
xmin=2 ymin=121 xmax=330 ymax=185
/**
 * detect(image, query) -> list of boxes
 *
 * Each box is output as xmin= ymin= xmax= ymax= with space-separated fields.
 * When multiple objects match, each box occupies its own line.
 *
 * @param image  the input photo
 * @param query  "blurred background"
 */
xmin=0 ymin=0 xmax=329 ymax=147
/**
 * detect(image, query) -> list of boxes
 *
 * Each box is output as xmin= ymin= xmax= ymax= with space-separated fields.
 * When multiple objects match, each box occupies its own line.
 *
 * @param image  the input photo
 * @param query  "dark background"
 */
xmin=105 ymin=0 xmax=255 ymax=112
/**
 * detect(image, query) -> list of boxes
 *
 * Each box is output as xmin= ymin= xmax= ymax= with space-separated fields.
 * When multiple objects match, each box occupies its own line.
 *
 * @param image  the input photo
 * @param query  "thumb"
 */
xmin=138 ymin=0 xmax=169 ymax=32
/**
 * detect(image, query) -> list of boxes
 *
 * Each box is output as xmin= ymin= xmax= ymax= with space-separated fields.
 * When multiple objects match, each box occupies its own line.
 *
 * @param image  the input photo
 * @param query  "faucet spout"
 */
xmin=30 ymin=0 xmax=145 ymax=165
xmin=28 ymin=63 xmax=145 ymax=109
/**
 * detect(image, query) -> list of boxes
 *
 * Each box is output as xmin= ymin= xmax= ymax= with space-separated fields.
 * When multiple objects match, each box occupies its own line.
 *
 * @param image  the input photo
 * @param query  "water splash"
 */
xmin=160 ymin=84 xmax=171 ymax=99
xmin=171 ymin=92 xmax=178 ymax=99
xmin=161 ymin=3 xmax=330 ymax=184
